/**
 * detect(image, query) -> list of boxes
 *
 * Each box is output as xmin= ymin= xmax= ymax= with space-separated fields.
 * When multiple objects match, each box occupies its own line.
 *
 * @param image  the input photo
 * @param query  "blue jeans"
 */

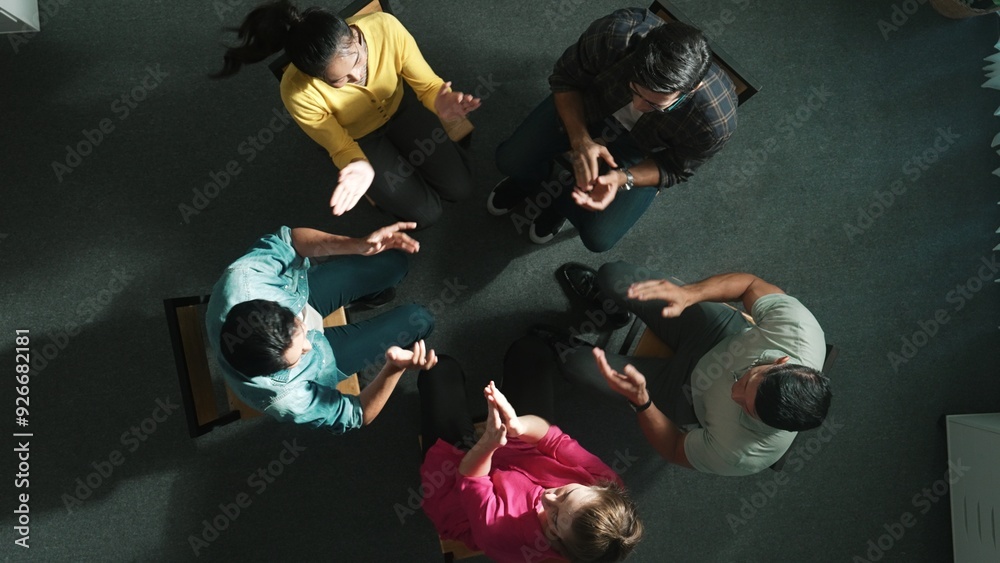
xmin=495 ymin=95 xmax=658 ymax=252
xmin=307 ymin=250 xmax=434 ymax=375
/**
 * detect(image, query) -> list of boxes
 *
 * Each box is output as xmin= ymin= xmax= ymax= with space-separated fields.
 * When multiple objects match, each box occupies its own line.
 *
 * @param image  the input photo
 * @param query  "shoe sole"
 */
xmin=529 ymin=218 xmax=566 ymax=244
xmin=486 ymin=177 xmax=517 ymax=216
xmin=486 ymin=190 xmax=513 ymax=216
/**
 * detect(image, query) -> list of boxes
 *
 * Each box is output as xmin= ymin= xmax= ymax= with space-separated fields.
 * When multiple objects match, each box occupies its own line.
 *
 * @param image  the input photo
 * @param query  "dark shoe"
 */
xmin=555 ymin=263 xmax=631 ymax=330
xmin=528 ymin=324 xmax=591 ymax=363
xmin=486 ymin=176 xmax=523 ymax=216
xmin=347 ymin=287 xmax=396 ymax=311
xmin=528 ymin=208 xmax=567 ymax=244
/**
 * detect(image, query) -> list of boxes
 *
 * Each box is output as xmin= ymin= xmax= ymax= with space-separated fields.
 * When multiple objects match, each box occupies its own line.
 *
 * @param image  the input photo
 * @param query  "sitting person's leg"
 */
xmin=596 ymin=261 xmax=750 ymax=355
xmin=360 ymin=130 xmax=446 ymax=228
xmin=418 ymin=355 xmax=477 ymax=457
xmin=494 ymin=95 xmax=573 ymax=198
xmin=323 ymin=303 xmax=434 ymax=376
xmin=307 ymin=250 xmax=409 ymax=318
xmin=499 ymin=335 xmax=565 ymax=421
xmin=383 ymin=87 xmax=474 ymax=206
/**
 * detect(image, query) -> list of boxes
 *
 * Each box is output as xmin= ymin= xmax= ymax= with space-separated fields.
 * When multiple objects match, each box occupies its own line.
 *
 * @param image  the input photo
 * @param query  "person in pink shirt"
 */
xmin=418 ymin=337 xmax=643 ymax=562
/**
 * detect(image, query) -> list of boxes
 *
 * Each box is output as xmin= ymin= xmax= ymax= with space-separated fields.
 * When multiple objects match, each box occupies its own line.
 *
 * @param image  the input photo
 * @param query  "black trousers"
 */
xmin=417 ymin=337 xmax=559 ymax=457
xmin=357 ymin=86 xmax=473 ymax=228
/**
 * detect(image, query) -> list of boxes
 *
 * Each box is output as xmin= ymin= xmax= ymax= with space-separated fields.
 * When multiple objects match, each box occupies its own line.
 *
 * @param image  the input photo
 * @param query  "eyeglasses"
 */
xmin=629 ymin=83 xmax=688 ymax=113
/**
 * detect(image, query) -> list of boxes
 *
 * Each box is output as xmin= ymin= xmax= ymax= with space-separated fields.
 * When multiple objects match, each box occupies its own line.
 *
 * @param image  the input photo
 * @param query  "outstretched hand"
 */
xmin=357 ymin=221 xmax=420 ymax=256
xmin=593 ymin=348 xmax=649 ymax=406
xmin=627 ymin=279 xmax=691 ymax=317
xmin=435 ymin=81 xmax=482 ymax=120
xmin=484 ymin=381 xmax=525 ymax=438
xmin=330 ymin=160 xmax=375 ymax=216
xmin=385 ymin=339 xmax=438 ymax=371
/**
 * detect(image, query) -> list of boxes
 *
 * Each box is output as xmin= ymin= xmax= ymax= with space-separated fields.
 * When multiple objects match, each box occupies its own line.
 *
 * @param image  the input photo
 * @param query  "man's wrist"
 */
xmin=629 ymin=396 xmax=652 ymax=413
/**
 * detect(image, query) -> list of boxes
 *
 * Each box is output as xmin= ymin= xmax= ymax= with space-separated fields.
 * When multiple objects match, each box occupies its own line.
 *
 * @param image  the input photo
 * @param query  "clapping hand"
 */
xmin=593 ymin=348 xmax=649 ymax=406
xmin=435 ymin=81 xmax=482 ymax=120
xmin=483 ymin=394 xmax=508 ymax=448
xmin=569 ymin=137 xmax=617 ymax=191
xmin=484 ymin=381 xmax=525 ymax=439
xmin=330 ymin=160 xmax=375 ymax=216
xmin=627 ymin=279 xmax=691 ymax=317
xmin=356 ymin=221 xmax=420 ymax=256
xmin=385 ymin=340 xmax=438 ymax=371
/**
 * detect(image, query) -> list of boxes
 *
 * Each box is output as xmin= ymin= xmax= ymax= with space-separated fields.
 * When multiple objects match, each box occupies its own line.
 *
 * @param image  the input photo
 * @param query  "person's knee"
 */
xmin=598 ymin=261 xmax=634 ymax=299
xmin=379 ymin=250 xmax=411 ymax=286
xmin=406 ymin=199 xmax=443 ymax=229
xmin=504 ymin=335 xmax=554 ymax=367
xmin=391 ymin=303 xmax=435 ymax=343
xmin=579 ymin=231 xmax=620 ymax=254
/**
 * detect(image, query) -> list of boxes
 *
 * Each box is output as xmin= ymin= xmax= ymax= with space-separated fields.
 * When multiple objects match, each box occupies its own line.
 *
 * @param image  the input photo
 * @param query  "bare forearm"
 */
xmin=553 ymin=91 xmax=591 ymax=148
xmin=290 ymin=227 xmax=362 ymax=258
xmin=511 ymin=415 xmax=550 ymax=444
xmin=636 ymin=405 xmax=691 ymax=468
xmin=624 ymin=159 xmax=660 ymax=189
xmin=459 ymin=439 xmax=500 ymax=477
xmin=684 ymin=273 xmax=783 ymax=312
xmin=359 ymin=364 xmax=404 ymax=425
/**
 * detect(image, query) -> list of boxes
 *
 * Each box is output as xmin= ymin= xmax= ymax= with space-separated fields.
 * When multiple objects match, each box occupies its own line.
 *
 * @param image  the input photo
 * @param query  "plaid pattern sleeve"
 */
xmin=637 ymin=64 xmax=738 ymax=190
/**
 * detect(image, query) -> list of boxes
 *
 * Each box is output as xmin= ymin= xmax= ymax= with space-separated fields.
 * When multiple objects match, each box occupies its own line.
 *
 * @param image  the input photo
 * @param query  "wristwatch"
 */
xmin=617 ymin=165 xmax=634 ymax=191
xmin=629 ymin=397 xmax=652 ymax=413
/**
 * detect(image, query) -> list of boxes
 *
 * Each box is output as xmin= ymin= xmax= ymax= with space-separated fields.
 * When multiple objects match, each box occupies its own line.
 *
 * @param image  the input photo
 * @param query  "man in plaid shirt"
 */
xmin=491 ymin=8 xmax=737 ymax=252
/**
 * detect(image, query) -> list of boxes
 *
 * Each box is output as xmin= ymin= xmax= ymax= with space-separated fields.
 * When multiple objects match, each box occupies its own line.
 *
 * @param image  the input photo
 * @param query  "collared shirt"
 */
xmin=684 ymin=294 xmax=827 ymax=476
xmin=549 ymin=8 xmax=737 ymax=190
xmin=205 ymin=227 xmax=363 ymax=434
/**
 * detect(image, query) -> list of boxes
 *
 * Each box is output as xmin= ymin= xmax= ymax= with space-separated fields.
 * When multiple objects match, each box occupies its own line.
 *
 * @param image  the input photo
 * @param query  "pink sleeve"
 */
xmin=535 ymin=425 xmax=621 ymax=484
xmin=457 ymin=476 xmax=500 ymax=544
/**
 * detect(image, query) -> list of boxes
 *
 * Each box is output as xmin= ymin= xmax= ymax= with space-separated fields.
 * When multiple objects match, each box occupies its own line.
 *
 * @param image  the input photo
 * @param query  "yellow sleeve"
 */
xmin=280 ymin=70 xmax=367 ymax=170
xmin=385 ymin=14 xmax=444 ymax=115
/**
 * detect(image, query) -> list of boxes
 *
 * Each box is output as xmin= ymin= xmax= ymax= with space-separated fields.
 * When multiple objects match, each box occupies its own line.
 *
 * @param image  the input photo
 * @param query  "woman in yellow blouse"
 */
xmin=216 ymin=1 xmax=481 ymax=227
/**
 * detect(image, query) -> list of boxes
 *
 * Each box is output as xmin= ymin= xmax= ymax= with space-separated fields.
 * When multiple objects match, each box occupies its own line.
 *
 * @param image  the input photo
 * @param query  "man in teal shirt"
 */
xmin=206 ymin=222 xmax=437 ymax=433
xmin=559 ymin=262 xmax=830 ymax=476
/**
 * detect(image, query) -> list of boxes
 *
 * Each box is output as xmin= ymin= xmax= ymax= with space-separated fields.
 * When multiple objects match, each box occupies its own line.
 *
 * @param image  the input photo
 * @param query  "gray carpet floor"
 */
xmin=1 ymin=0 xmax=998 ymax=561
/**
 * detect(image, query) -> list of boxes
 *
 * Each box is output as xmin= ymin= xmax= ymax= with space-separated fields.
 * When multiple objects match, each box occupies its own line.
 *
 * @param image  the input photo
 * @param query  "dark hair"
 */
xmin=754 ymin=364 xmax=832 ymax=432
xmin=563 ymin=482 xmax=643 ymax=562
xmin=212 ymin=0 xmax=354 ymax=79
xmin=220 ymin=299 xmax=298 ymax=377
xmin=630 ymin=22 xmax=711 ymax=94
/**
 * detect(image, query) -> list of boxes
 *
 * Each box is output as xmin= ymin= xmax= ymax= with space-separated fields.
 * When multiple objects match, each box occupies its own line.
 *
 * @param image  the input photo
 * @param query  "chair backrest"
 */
xmin=648 ymin=0 xmax=760 ymax=105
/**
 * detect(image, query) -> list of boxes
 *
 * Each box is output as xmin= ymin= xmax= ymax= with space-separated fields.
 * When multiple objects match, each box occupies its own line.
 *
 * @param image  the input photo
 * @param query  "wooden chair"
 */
xmin=649 ymin=0 xmax=761 ymax=105
xmin=163 ymin=296 xmax=360 ymax=438
xmin=618 ymin=306 xmax=838 ymax=471
xmin=266 ymin=0 xmax=474 ymax=144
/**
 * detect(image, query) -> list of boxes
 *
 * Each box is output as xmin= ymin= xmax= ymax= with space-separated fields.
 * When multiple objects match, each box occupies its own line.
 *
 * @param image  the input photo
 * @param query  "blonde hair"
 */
xmin=562 ymin=481 xmax=643 ymax=562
